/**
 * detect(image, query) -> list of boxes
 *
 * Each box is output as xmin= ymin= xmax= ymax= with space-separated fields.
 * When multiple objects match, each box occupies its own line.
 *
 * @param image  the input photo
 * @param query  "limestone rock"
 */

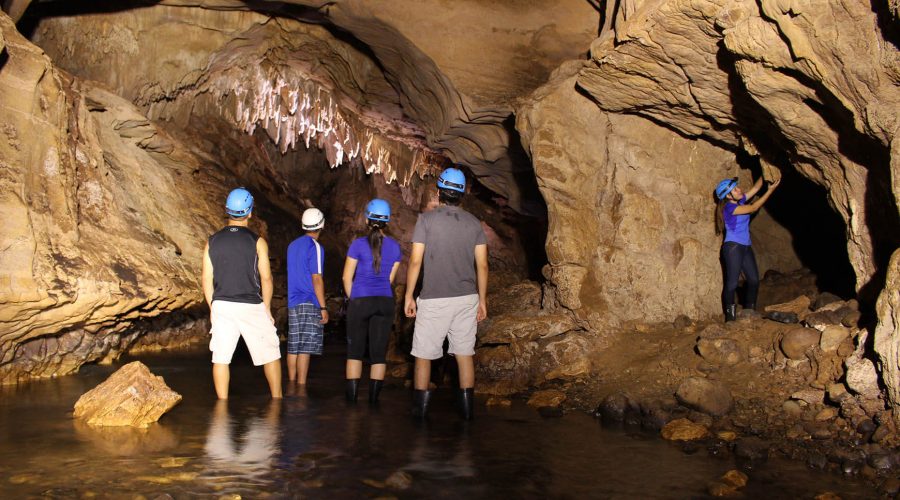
xmin=814 ymin=293 xmax=844 ymax=311
xmin=675 ymin=377 xmax=733 ymax=416
xmin=478 ymin=314 xmax=576 ymax=345
xmin=765 ymin=296 xmax=812 ymax=317
xmin=696 ymin=337 xmax=746 ymax=366
xmin=781 ymin=327 xmax=821 ymax=360
xmin=539 ymin=332 xmax=593 ymax=381
xmin=661 ymin=418 xmax=709 ymax=441
xmin=527 ymin=390 xmax=566 ymax=409
xmin=73 ymin=361 xmax=181 ymax=428
xmin=820 ymin=325 xmax=850 ymax=352
xmin=846 ymin=357 xmax=881 ymax=400
xmin=791 ymin=389 xmax=825 ymax=405
xmin=805 ymin=310 xmax=844 ymax=332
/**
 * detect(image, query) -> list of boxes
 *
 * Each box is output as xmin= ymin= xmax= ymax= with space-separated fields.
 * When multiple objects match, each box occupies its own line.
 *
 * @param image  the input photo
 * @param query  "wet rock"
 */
xmin=814 ymin=493 xmax=842 ymax=500
xmin=781 ymin=327 xmax=820 ymax=360
xmin=538 ymin=406 xmax=565 ymax=418
xmin=807 ymin=451 xmax=828 ymax=469
xmin=845 ymin=357 xmax=881 ymax=400
xmin=596 ymin=392 xmax=635 ymax=422
xmin=385 ymin=470 xmax=412 ymax=490
xmin=721 ymin=470 xmax=748 ymax=489
xmin=734 ymin=437 xmax=769 ymax=463
xmin=639 ymin=401 xmax=670 ymax=430
xmin=716 ymin=430 xmax=738 ymax=442
xmin=764 ymin=311 xmax=799 ymax=324
xmin=676 ymin=377 xmax=733 ymax=416
xmin=867 ymin=452 xmax=893 ymax=471
xmin=819 ymin=326 xmax=850 ymax=352
xmin=814 ymin=292 xmax=843 ymax=311
xmin=73 ymin=361 xmax=181 ymax=428
xmin=485 ymin=397 xmax=512 ymax=408
xmin=661 ymin=418 xmax=709 ymax=441
xmin=527 ymin=390 xmax=566 ymax=409
xmin=696 ymin=338 xmax=745 ymax=366
xmin=706 ymin=481 xmax=736 ymax=497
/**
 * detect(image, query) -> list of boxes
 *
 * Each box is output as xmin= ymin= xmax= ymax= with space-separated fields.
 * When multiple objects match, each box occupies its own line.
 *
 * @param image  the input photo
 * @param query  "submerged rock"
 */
xmin=527 ymin=389 xmax=566 ymax=409
xmin=661 ymin=418 xmax=709 ymax=441
xmin=73 ymin=361 xmax=181 ymax=428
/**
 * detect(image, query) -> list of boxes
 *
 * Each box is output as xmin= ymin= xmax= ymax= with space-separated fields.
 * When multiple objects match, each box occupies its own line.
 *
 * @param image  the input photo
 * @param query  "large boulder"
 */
xmin=696 ymin=337 xmax=746 ymax=366
xmin=781 ymin=327 xmax=821 ymax=360
xmin=675 ymin=377 xmax=733 ymax=416
xmin=73 ymin=361 xmax=182 ymax=427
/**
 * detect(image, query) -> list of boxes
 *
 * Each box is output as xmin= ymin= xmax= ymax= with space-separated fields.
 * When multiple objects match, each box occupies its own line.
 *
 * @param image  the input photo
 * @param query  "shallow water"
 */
xmin=0 ymin=343 xmax=879 ymax=499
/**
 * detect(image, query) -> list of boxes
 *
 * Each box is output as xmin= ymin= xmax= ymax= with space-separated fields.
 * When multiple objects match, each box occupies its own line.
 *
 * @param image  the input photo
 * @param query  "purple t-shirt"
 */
xmin=348 ymin=236 xmax=401 ymax=299
xmin=723 ymin=195 xmax=751 ymax=246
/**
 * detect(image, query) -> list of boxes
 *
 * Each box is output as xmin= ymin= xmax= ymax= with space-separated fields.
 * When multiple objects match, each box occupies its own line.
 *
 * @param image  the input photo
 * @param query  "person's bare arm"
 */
xmin=312 ymin=274 xmax=329 ymax=324
xmin=202 ymin=242 xmax=214 ymax=306
xmin=389 ymin=261 xmax=400 ymax=285
xmin=743 ymin=177 xmax=765 ymax=199
xmin=256 ymin=238 xmax=274 ymax=323
xmin=733 ymin=178 xmax=780 ymax=215
xmin=342 ymin=257 xmax=358 ymax=298
xmin=474 ymin=244 xmax=489 ymax=322
xmin=404 ymin=243 xmax=425 ymax=317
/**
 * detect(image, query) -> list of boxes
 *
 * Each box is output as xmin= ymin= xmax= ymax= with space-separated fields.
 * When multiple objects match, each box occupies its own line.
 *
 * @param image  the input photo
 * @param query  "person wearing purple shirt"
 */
xmin=714 ymin=175 xmax=781 ymax=322
xmin=341 ymin=199 xmax=402 ymax=404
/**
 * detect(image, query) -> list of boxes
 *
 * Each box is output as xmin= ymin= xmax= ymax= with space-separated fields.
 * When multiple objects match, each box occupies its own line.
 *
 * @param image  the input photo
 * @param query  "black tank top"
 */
xmin=208 ymin=226 xmax=262 ymax=304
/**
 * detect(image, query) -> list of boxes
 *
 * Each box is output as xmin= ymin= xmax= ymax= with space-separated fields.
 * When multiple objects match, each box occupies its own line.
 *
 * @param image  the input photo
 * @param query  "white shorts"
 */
xmin=411 ymin=294 xmax=479 ymax=360
xmin=209 ymin=300 xmax=281 ymax=366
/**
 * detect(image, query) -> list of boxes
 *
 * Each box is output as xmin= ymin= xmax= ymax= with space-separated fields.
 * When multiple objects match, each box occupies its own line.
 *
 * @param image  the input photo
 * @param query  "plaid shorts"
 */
xmin=287 ymin=303 xmax=324 ymax=355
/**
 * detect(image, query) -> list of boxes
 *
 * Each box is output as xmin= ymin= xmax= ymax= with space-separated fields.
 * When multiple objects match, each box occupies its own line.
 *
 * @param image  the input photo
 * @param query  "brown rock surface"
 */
xmin=73 ymin=361 xmax=182 ymax=428
xmin=675 ymin=377 xmax=733 ymax=416
xmin=527 ymin=389 xmax=567 ymax=409
xmin=780 ymin=327 xmax=821 ymax=360
xmin=661 ymin=418 xmax=710 ymax=441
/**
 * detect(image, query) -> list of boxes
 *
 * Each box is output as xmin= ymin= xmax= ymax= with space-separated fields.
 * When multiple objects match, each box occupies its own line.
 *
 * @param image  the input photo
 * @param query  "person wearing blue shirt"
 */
xmin=714 ymin=175 xmax=781 ymax=322
xmin=286 ymin=208 xmax=329 ymax=387
xmin=341 ymin=199 xmax=402 ymax=404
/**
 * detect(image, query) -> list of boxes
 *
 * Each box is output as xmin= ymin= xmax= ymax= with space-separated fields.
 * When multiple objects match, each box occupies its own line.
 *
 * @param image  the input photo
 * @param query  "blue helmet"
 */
xmin=225 ymin=187 xmax=254 ymax=217
xmin=366 ymin=198 xmax=391 ymax=223
xmin=437 ymin=167 xmax=466 ymax=193
xmin=715 ymin=178 xmax=738 ymax=200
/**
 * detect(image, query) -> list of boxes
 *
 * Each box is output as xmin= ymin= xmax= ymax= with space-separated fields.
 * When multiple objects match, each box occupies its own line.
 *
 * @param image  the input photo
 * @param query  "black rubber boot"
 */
xmin=411 ymin=389 xmax=432 ymax=418
xmin=458 ymin=388 xmax=475 ymax=420
xmin=368 ymin=379 xmax=384 ymax=405
xmin=345 ymin=379 xmax=360 ymax=403
xmin=724 ymin=305 xmax=737 ymax=322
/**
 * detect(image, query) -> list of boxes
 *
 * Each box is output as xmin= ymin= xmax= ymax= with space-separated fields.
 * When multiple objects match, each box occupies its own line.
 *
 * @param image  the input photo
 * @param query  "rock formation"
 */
xmin=73 ymin=361 xmax=182 ymax=427
xmin=0 ymin=0 xmax=898 ymax=435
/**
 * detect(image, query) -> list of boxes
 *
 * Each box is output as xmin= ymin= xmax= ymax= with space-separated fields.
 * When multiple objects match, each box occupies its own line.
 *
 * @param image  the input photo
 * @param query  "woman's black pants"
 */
xmin=721 ymin=242 xmax=759 ymax=308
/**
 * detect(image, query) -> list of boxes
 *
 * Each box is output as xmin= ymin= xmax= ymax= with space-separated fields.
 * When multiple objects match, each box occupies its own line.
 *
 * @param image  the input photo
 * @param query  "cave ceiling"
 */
xmin=23 ymin=0 xmax=599 ymax=214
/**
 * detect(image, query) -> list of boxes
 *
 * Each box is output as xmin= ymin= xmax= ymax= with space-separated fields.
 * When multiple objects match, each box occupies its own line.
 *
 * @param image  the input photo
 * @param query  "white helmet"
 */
xmin=302 ymin=208 xmax=325 ymax=231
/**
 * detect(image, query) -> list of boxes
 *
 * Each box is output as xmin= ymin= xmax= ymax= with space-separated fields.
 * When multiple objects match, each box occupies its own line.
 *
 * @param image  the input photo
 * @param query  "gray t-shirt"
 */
xmin=412 ymin=205 xmax=487 ymax=299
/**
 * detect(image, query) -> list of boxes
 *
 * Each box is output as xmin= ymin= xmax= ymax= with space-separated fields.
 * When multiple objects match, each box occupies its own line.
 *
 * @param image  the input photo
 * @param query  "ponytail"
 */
xmin=714 ymin=199 xmax=726 ymax=236
xmin=367 ymin=220 xmax=386 ymax=274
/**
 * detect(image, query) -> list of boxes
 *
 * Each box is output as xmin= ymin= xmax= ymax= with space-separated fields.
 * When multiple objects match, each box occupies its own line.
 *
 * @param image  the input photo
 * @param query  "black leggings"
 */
xmin=721 ymin=242 xmax=759 ymax=308
xmin=346 ymin=296 xmax=395 ymax=364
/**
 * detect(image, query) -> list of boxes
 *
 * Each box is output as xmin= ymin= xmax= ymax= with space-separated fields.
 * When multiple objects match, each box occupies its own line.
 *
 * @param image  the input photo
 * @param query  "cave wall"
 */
xmin=0 ymin=12 xmax=230 ymax=382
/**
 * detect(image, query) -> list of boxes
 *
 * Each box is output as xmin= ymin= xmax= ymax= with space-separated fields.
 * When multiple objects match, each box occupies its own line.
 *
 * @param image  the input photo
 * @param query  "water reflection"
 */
xmin=203 ymin=399 xmax=281 ymax=487
xmin=73 ymin=419 xmax=178 ymax=456
xmin=404 ymin=425 xmax=476 ymax=480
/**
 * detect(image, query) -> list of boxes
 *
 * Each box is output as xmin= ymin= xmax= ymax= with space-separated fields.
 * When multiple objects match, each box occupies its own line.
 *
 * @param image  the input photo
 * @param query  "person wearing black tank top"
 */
xmin=202 ymin=188 xmax=283 ymax=399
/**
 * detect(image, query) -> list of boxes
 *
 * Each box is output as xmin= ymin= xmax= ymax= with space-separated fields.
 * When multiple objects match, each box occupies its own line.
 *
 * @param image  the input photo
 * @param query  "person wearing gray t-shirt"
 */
xmin=404 ymin=167 xmax=489 ymax=420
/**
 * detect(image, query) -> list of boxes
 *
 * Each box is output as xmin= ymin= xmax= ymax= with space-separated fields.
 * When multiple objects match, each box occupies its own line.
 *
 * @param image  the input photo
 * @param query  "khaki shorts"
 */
xmin=411 ymin=294 xmax=479 ymax=360
xmin=210 ymin=300 xmax=281 ymax=366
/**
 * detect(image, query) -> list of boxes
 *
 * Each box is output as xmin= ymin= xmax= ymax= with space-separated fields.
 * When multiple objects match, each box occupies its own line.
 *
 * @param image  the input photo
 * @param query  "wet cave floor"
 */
xmin=0 ymin=339 xmax=880 ymax=499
